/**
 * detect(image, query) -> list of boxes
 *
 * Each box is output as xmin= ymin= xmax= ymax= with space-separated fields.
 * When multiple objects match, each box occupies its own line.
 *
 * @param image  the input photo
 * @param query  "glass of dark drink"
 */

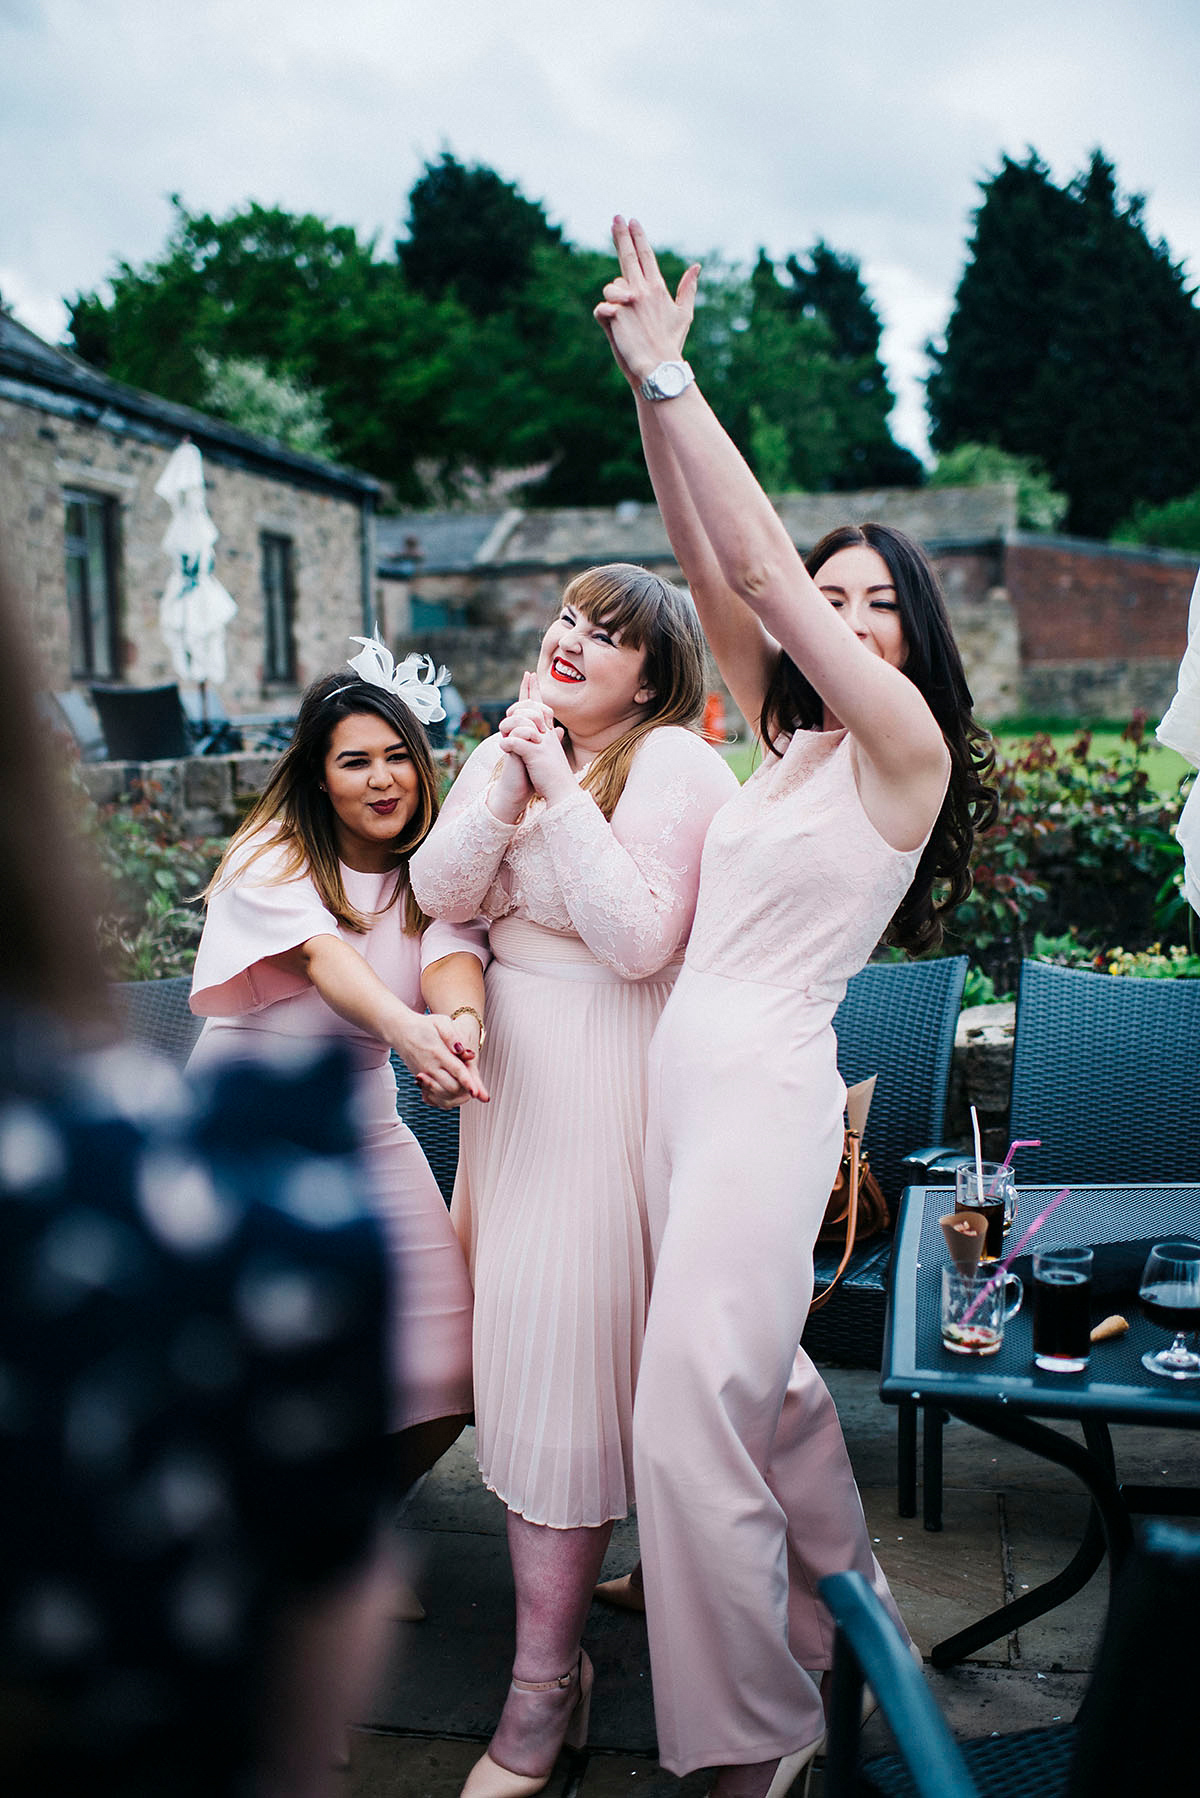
xmin=954 ymin=1164 xmax=1015 ymax=1261
xmin=1139 ymin=1241 xmax=1200 ymax=1380
xmin=1032 ymin=1244 xmax=1093 ymax=1372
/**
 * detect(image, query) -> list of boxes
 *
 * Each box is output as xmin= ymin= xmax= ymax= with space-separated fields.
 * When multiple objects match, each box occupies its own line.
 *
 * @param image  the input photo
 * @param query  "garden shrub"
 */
xmin=943 ymin=714 xmax=1191 ymax=994
xmin=86 ymin=780 xmax=224 ymax=981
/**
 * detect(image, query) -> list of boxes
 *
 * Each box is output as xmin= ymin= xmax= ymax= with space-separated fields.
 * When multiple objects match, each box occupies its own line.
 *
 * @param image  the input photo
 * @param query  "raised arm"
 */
xmin=596 ymin=218 xmax=947 ymax=819
xmin=597 ymin=287 xmax=778 ymax=731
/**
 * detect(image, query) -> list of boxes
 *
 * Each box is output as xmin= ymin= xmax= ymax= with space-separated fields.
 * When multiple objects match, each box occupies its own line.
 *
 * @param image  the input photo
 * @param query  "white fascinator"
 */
xmin=345 ymin=629 xmax=450 ymax=726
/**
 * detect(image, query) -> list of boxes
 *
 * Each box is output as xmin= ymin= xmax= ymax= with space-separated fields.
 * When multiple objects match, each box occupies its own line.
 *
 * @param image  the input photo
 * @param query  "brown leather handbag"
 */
xmin=810 ymin=1075 xmax=889 ymax=1312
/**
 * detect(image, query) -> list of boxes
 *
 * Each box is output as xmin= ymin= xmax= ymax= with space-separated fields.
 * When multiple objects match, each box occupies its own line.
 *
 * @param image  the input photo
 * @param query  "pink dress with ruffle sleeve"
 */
xmin=189 ymin=836 xmax=483 ymax=1432
xmin=409 ymin=726 xmax=737 ymax=1526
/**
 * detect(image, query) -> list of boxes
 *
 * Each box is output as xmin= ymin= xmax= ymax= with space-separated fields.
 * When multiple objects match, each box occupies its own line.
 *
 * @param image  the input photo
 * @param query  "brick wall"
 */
xmin=1007 ymin=536 xmax=1196 ymax=663
xmin=1006 ymin=535 xmax=1196 ymax=718
xmin=0 ymin=396 xmax=372 ymax=714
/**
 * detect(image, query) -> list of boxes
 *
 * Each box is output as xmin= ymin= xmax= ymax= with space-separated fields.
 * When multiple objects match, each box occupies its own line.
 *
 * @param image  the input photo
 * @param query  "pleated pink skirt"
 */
xmin=453 ymin=916 xmax=678 ymax=1527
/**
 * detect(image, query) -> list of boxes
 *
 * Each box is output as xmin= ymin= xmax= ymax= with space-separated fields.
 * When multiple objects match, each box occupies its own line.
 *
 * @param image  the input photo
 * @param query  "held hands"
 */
xmin=495 ymin=672 xmax=575 ymax=808
xmin=594 ymin=215 xmax=700 ymax=389
xmin=402 ymin=1008 xmax=490 ymax=1110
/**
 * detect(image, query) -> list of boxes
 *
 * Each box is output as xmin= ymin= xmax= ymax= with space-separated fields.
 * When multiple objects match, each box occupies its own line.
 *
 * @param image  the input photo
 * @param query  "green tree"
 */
xmin=1114 ymin=487 xmax=1200 ymax=554
xmin=398 ymin=151 xmax=563 ymax=318
xmin=62 ymin=173 xmax=923 ymax=510
xmin=198 ymin=353 xmax=332 ymax=456
xmin=929 ymin=441 xmax=1067 ymax=532
xmin=66 ymin=198 xmax=474 ymax=501
xmin=927 ymin=150 xmax=1200 ymax=538
xmin=710 ymin=250 xmax=919 ymax=493
xmin=780 ymin=241 xmax=923 ymax=488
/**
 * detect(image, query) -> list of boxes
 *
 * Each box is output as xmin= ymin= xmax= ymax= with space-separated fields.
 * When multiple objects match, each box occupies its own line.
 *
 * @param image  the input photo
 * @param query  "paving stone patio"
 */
xmin=344 ymin=1368 xmax=1200 ymax=1796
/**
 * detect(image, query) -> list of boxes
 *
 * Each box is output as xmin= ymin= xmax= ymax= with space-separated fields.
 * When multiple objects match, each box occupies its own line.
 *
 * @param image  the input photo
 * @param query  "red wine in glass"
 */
xmin=1139 ymin=1241 xmax=1200 ymax=1380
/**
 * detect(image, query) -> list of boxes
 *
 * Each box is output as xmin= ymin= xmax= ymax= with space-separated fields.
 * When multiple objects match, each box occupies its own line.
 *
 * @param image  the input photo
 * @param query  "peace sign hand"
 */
xmin=594 ymin=216 xmax=701 ymax=389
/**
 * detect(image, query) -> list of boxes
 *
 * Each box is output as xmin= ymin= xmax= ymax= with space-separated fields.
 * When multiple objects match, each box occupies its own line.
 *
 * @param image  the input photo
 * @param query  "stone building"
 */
xmin=0 ymin=312 xmax=380 ymax=718
xmin=379 ymin=487 xmax=1197 ymax=725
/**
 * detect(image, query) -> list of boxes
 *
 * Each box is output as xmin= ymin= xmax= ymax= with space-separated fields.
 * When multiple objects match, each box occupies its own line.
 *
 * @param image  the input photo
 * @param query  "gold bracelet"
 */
xmin=449 ymin=1004 xmax=486 ymax=1046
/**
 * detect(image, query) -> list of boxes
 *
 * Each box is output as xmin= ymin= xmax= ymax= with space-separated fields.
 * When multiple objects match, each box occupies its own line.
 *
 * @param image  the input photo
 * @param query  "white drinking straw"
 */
xmin=971 ymin=1104 xmax=985 ymax=1203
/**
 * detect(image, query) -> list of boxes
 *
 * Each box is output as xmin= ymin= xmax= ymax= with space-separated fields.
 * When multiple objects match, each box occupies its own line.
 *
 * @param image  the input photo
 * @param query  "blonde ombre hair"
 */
xmin=205 ymin=672 xmax=441 ymax=935
xmin=557 ymin=564 xmax=708 ymax=818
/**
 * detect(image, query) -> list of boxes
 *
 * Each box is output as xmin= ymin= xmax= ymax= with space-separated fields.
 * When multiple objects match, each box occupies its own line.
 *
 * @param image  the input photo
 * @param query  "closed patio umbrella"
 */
xmin=154 ymin=440 xmax=237 ymax=722
xmin=1157 ymin=565 xmax=1200 ymax=916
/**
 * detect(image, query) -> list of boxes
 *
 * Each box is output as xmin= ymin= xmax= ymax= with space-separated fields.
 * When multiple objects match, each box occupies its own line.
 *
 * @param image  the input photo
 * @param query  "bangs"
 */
xmin=563 ymin=564 xmax=669 ymax=649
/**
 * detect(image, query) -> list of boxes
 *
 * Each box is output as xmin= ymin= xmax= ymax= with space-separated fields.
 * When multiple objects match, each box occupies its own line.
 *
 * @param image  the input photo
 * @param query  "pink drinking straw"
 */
xmin=960 ymin=1186 xmax=1071 ymax=1326
xmin=986 ymin=1138 xmax=1042 ymax=1195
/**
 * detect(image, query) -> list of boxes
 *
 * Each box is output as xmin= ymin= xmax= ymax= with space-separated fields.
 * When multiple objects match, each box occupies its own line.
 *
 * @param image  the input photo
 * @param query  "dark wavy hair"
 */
xmin=759 ymin=522 xmax=998 ymax=954
xmin=207 ymin=672 xmax=441 ymax=935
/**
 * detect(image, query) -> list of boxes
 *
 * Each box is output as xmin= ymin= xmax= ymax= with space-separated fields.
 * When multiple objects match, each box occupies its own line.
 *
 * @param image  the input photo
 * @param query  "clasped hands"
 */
xmin=487 ymin=672 xmax=575 ymax=822
xmin=406 ymin=1008 xmax=488 ymax=1111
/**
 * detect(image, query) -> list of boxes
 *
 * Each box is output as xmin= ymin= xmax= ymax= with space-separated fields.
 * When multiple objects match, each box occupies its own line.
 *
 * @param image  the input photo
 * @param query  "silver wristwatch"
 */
xmin=639 ymin=359 xmax=695 ymax=402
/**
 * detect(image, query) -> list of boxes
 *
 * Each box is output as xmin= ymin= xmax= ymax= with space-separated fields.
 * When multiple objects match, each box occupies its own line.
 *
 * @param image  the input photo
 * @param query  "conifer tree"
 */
xmin=928 ymin=150 xmax=1200 ymax=538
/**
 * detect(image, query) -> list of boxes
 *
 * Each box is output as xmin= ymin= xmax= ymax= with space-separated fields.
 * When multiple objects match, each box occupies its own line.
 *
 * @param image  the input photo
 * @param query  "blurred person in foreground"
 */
xmin=0 ymin=560 xmax=395 ymax=1798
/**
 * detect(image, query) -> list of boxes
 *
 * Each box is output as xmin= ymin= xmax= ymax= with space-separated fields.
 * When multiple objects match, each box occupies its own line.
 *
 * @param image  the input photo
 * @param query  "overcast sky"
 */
xmin=3 ymin=0 xmax=1198 ymax=460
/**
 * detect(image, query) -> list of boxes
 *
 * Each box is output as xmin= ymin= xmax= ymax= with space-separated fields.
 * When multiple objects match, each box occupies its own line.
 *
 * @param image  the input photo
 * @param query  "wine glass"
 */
xmin=1139 ymin=1240 xmax=1200 ymax=1380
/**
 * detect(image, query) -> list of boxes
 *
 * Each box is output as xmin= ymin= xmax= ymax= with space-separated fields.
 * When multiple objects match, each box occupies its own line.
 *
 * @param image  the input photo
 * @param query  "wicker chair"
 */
xmin=390 ymin=1051 xmax=460 ymax=1202
xmin=802 ymin=955 xmax=968 ymax=1363
xmin=797 ymin=956 xmax=967 ymax=1525
xmin=1009 ymin=959 xmax=1200 ymax=1183
xmin=818 ymin=1519 xmax=1200 ymax=1795
xmin=113 ymin=976 xmax=203 ymax=1065
xmin=916 ymin=958 xmax=1200 ymax=1531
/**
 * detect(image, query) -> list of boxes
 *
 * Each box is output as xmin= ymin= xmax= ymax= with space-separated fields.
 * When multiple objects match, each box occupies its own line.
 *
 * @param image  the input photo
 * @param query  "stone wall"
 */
xmin=375 ymin=498 xmax=1200 ymax=727
xmin=78 ymin=744 xmax=460 ymax=839
xmin=390 ymin=538 xmax=1023 ymax=725
xmin=0 ymin=394 xmax=373 ymax=713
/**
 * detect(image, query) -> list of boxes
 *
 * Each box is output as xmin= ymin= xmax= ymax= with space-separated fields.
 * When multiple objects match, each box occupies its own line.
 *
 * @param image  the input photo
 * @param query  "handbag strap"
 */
xmin=810 ymin=1131 xmax=861 ymax=1313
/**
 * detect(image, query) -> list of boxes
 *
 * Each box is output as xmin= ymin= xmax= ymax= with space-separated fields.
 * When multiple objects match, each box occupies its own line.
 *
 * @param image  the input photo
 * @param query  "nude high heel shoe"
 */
xmin=593 ymin=1567 xmax=646 ymax=1614
xmin=762 ymin=1734 xmax=824 ymax=1798
xmin=459 ymin=1651 xmax=593 ymax=1798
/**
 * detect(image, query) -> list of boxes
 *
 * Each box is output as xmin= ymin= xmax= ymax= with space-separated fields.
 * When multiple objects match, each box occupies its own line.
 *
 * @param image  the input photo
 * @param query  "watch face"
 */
xmin=653 ymin=361 xmax=687 ymax=397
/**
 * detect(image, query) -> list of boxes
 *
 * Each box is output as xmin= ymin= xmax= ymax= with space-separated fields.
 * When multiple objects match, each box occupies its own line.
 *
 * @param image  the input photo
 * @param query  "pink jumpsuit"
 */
xmin=634 ymin=727 xmax=931 ymax=1775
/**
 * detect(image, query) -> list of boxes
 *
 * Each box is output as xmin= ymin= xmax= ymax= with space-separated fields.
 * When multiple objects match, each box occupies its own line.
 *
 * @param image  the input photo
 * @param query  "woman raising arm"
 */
xmin=596 ymin=218 xmax=996 ymax=1798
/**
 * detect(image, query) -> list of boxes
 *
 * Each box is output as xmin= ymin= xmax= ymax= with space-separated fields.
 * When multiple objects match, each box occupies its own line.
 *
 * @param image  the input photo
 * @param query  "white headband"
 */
xmin=345 ymin=630 xmax=449 ymax=726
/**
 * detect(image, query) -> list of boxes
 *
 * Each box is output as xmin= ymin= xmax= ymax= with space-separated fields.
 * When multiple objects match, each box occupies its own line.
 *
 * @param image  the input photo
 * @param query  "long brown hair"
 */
xmin=206 ymin=673 xmax=441 ymax=934
xmin=760 ymin=523 xmax=998 ymax=955
xmin=554 ymin=564 xmax=708 ymax=818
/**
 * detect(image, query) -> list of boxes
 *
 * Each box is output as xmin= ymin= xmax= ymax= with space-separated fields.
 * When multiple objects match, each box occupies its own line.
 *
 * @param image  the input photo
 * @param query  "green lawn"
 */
xmin=722 ymin=723 xmax=1193 ymax=798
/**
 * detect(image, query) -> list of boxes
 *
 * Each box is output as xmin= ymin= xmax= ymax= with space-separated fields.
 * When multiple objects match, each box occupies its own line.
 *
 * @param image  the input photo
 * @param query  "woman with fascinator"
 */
xmin=190 ymin=639 xmax=488 ymax=1496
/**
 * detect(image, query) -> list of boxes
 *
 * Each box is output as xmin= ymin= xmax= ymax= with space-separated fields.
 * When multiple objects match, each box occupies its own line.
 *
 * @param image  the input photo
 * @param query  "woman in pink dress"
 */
xmin=595 ymin=221 xmax=998 ymax=1798
xmin=190 ymin=657 xmax=489 ymax=1495
xmin=409 ymin=565 xmax=737 ymax=1797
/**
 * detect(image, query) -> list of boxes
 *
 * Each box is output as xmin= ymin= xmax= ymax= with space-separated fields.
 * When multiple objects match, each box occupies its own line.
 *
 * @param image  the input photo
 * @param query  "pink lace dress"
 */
xmin=409 ymin=727 xmax=737 ymax=1526
xmin=189 ymin=838 xmax=484 ymax=1433
xmin=634 ymin=728 xmax=941 ymax=1774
